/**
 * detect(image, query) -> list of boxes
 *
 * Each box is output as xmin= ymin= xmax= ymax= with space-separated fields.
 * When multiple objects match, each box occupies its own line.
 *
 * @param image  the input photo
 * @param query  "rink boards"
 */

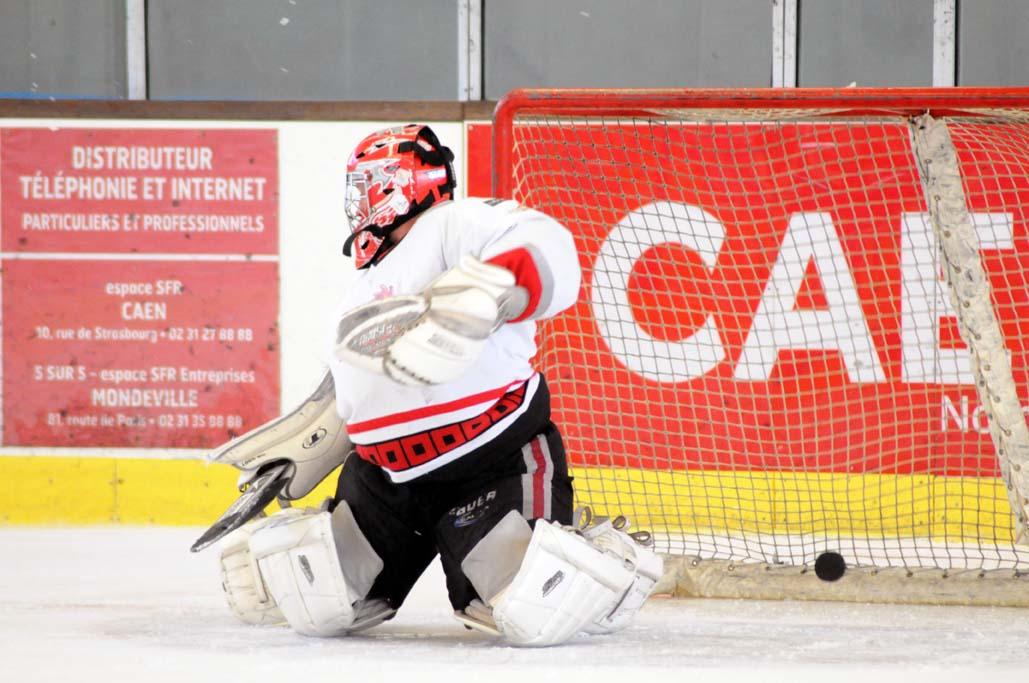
xmin=0 ymin=113 xmax=1021 ymax=546
xmin=1 ymin=455 xmax=1013 ymax=548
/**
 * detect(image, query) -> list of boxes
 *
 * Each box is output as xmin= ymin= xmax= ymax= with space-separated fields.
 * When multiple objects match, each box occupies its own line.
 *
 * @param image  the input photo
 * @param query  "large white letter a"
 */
xmin=734 ymin=212 xmax=885 ymax=383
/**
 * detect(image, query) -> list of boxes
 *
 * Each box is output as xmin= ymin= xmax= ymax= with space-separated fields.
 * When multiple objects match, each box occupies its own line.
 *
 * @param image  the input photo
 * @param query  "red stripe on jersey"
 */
xmin=486 ymin=247 xmax=542 ymax=322
xmin=347 ymin=376 xmax=532 ymax=435
xmin=353 ymin=380 xmax=531 ymax=472
xmin=530 ymin=436 xmax=547 ymax=518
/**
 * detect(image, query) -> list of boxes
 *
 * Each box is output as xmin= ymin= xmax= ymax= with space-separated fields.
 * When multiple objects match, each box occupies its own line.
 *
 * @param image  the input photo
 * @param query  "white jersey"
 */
xmin=327 ymin=197 xmax=581 ymax=483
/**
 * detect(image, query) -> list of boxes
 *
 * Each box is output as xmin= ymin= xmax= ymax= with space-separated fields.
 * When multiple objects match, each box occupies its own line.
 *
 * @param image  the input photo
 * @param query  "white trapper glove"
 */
xmin=384 ymin=255 xmax=525 ymax=386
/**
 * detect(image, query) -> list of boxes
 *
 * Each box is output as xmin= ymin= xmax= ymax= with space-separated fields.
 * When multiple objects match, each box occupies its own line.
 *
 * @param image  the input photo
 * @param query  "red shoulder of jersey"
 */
xmin=486 ymin=247 xmax=543 ymax=322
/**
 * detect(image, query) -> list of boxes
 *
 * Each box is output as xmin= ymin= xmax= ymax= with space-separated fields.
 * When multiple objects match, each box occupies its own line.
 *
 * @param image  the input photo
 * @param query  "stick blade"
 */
xmin=189 ymin=461 xmax=293 ymax=553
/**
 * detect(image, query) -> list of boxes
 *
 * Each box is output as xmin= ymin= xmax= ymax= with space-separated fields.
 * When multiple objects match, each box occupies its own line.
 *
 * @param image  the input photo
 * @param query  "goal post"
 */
xmin=493 ymin=88 xmax=1029 ymax=605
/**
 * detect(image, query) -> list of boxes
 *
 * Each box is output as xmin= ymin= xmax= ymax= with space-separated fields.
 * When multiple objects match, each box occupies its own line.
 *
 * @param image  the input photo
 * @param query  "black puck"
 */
xmin=814 ymin=551 xmax=846 ymax=581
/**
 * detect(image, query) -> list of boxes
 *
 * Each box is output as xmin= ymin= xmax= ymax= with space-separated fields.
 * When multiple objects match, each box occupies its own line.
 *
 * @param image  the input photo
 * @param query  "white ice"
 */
xmin=5 ymin=527 xmax=1029 ymax=683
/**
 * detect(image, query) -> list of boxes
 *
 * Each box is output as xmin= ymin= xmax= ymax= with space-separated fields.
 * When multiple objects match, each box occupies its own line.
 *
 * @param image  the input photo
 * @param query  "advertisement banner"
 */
xmin=509 ymin=122 xmax=1029 ymax=477
xmin=0 ymin=127 xmax=280 ymax=449
xmin=1 ymin=128 xmax=277 ymax=254
xmin=465 ymin=122 xmax=492 ymax=198
xmin=3 ymin=259 xmax=279 ymax=448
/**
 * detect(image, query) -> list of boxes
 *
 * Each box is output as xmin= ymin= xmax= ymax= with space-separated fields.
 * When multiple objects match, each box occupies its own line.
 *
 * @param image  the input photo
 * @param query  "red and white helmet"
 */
xmin=342 ymin=124 xmax=456 ymax=269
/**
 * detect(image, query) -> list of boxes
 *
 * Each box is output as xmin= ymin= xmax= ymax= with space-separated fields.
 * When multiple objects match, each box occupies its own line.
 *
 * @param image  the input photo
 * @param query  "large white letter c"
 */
xmin=590 ymin=201 xmax=726 ymax=383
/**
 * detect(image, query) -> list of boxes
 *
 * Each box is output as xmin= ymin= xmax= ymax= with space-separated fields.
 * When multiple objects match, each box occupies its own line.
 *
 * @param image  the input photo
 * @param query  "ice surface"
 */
xmin=4 ymin=527 xmax=1029 ymax=683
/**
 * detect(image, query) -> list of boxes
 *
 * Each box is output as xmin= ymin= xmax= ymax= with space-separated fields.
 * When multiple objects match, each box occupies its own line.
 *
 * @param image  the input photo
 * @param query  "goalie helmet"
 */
xmin=342 ymin=124 xmax=456 ymax=269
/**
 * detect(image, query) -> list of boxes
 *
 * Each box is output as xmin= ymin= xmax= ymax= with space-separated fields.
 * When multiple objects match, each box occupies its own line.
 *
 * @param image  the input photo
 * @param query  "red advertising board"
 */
xmin=465 ymin=123 xmax=493 ymax=199
xmin=1 ymin=128 xmax=277 ymax=254
xmin=3 ymin=259 xmax=280 ymax=448
xmin=0 ymin=127 xmax=280 ymax=448
xmin=497 ymin=121 xmax=1029 ymax=477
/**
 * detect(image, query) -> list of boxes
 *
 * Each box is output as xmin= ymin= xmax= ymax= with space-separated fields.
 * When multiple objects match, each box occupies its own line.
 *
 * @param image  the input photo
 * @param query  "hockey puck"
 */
xmin=814 ymin=552 xmax=846 ymax=581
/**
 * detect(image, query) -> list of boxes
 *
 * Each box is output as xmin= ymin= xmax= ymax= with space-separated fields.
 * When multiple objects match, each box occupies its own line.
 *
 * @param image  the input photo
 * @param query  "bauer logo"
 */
xmin=427 ymin=332 xmax=463 ymax=355
xmin=298 ymin=555 xmax=315 ymax=584
xmin=454 ymin=511 xmax=484 ymax=528
xmin=450 ymin=490 xmax=496 ymax=527
xmin=541 ymin=570 xmax=564 ymax=598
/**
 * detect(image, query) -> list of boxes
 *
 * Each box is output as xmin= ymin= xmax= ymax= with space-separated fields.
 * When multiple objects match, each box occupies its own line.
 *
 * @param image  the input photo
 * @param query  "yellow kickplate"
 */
xmin=0 ymin=457 xmax=1014 ymax=545
xmin=0 ymin=456 xmax=339 ymax=525
xmin=570 ymin=466 xmax=1015 ymax=544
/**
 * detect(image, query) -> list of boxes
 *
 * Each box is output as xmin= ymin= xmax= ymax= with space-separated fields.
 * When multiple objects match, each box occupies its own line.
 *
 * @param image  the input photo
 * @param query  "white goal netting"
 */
xmin=494 ymin=91 xmax=1029 ymax=597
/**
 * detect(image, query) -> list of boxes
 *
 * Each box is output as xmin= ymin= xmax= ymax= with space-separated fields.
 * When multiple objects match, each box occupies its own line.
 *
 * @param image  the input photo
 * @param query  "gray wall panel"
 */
xmin=798 ymin=0 xmax=933 ymax=87
xmin=959 ymin=0 xmax=1029 ymax=85
xmin=484 ymin=0 xmax=772 ymax=99
xmin=148 ymin=0 xmax=457 ymax=100
xmin=0 ymin=0 xmax=126 ymax=98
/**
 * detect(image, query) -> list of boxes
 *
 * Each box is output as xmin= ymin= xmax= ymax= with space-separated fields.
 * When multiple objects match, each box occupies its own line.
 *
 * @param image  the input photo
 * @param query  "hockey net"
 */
xmin=493 ymin=88 xmax=1029 ymax=605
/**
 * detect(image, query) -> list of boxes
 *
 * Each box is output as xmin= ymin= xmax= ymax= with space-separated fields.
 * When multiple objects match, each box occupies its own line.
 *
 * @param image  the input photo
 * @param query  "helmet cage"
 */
xmin=342 ymin=124 xmax=456 ymax=269
xmin=345 ymin=160 xmax=412 ymax=234
xmin=344 ymin=171 xmax=370 ymax=234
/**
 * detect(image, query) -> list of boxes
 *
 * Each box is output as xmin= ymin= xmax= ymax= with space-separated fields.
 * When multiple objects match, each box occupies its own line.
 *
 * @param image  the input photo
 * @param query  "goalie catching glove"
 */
xmin=335 ymin=255 xmax=529 ymax=386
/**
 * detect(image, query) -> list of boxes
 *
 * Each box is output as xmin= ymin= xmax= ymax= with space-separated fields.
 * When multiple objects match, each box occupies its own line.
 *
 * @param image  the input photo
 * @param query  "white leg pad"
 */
xmin=581 ymin=523 xmax=664 ymax=635
xmin=248 ymin=503 xmax=387 ymax=637
xmin=218 ymin=516 xmax=290 ymax=626
xmin=490 ymin=521 xmax=637 ymax=647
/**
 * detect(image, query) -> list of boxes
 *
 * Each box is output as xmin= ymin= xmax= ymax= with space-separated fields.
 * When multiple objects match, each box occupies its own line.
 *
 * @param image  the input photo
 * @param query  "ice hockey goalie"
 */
xmin=210 ymin=124 xmax=663 ymax=646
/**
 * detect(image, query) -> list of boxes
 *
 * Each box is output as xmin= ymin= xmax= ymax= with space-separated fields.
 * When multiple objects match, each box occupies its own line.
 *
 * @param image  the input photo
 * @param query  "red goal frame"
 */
xmin=493 ymin=87 xmax=1029 ymax=198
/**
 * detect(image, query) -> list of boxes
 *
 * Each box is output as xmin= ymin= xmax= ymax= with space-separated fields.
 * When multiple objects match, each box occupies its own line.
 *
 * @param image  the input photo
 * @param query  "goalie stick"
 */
xmin=190 ymin=460 xmax=294 ymax=552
